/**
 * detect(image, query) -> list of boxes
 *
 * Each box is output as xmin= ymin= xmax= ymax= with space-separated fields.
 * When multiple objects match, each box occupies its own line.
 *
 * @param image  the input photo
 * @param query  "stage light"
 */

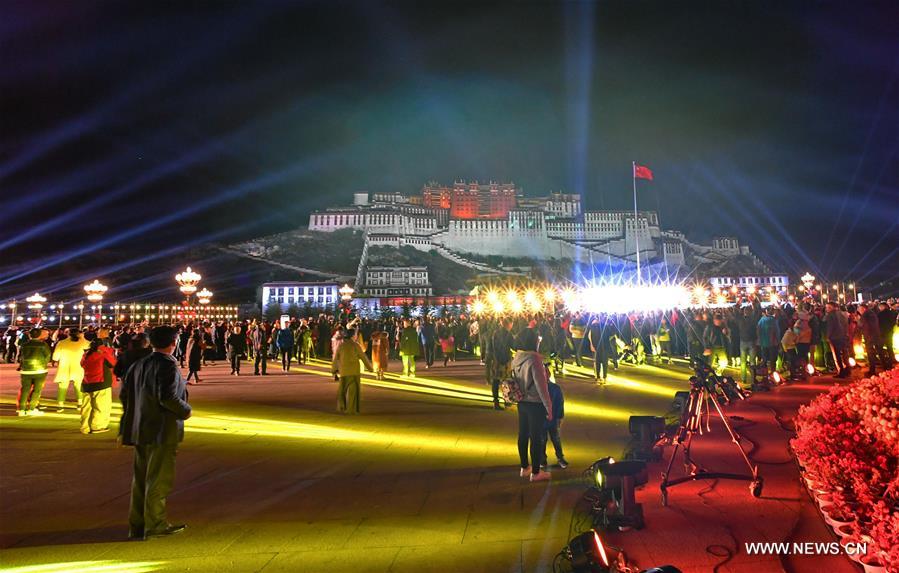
xmin=772 ymin=371 xmax=782 ymax=384
xmin=524 ymin=289 xmax=541 ymax=311
xmin=747 ymin=286 xmax=756 ymax=295
xmin=567 ymin=530 xmax=610 ymax=572
xmin=471 ymin=300 xmax=485 ymax=315
xmin=543 ymin=287 xmax=557 ymax=303
xmin=848 ymin=357 xmax=857 ymax=367
xmin=589 ymin=456 xmax=616 ymax=489
xmin=806 ymin=363 xmax=815 ymax=375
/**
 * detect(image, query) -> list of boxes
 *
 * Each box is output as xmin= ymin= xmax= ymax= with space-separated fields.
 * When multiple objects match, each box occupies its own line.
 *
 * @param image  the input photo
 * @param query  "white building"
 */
xmin=262 ymin=282 xmax=339 ymax=310
xmin=708 ymin=275 xmax=790 ymax=290
xmin=362 ymin=266 xmax=433 ymax=297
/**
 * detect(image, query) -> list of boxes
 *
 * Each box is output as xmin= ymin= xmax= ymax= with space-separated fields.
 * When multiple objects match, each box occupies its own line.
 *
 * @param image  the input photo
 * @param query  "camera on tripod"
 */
xmin=659 ymin=355 xmax=762 ymax=506
xmin=688 ymin=355 xmax=748 ymax=403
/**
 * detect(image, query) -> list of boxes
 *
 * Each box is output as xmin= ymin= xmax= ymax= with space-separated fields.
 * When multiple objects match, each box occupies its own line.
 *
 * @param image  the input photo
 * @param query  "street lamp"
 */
xmin=800 ymin=272 xmax=815 ymax=290
xmin=197 ymin=288 xmax=213 ymax=304
xmin=339 ymin=284 xmax=354 ymax=301
xmin=26 ymin=293 xmax=46 ymax=323
xmin=84 ymin=280 xmax=108 ymax=302
xmin=175 ymin=266 xmax=201 ymax=300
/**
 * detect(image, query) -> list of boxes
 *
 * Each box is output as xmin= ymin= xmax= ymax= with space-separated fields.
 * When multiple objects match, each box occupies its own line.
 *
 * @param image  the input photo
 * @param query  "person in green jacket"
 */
xmin=17 ymin=328 xmax=51 ymax=416
xmin=398 ymin=319 xmax=421 ymax=377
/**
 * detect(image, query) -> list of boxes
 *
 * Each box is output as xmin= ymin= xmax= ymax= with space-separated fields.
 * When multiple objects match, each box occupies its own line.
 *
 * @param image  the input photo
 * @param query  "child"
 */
xmin=542 ymin=375 xmax=568 ymax=470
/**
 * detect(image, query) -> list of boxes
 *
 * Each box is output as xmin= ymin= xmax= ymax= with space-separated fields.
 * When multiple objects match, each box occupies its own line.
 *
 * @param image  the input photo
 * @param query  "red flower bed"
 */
xmin=792 ymin=367 xmax=899 ymax=570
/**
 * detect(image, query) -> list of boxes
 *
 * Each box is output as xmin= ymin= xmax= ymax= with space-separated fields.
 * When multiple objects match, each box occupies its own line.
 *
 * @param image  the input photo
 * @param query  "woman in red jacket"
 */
xmin=79 ymin=338 xmax=117 ymax=435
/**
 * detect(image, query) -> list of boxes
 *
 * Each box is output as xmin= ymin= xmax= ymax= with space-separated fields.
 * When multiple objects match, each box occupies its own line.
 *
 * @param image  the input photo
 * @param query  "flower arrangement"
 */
xmin=791 ymin=367 xmax=899 ymax=571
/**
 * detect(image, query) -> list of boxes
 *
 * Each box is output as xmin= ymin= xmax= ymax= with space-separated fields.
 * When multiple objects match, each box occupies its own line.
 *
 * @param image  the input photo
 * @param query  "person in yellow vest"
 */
xmin=331 ymin=329 xmax=372 ymax=414
xmin=52 ymin=328 xmax=91 ymax=412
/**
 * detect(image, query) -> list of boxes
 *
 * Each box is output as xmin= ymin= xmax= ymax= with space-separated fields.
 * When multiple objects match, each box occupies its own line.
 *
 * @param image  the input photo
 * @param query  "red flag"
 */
xmin=634 ymin=164 xmax=653 ymax=181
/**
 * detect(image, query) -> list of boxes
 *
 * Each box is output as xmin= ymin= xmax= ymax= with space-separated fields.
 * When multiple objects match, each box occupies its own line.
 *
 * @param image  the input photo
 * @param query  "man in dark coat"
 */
xmin=857 ymin=303 xmax=886 ymax=376
xmin=119 ymin=325 xmax=191 ymax=541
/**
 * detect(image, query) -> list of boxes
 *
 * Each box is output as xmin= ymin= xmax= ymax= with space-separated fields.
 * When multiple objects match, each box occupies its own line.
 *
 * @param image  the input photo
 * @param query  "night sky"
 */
xmin=2 ymin=0 xmax=897 ymax=298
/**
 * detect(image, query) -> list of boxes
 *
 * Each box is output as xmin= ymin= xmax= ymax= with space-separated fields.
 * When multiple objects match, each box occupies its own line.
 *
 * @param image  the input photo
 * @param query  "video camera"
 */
xmin=688 ymin=355 xmax=748 ymax=403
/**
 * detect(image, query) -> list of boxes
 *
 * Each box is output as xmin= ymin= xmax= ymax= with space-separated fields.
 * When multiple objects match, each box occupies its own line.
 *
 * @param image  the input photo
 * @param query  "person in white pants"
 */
xmin=52 ymin=329 xmax=90 ymax=412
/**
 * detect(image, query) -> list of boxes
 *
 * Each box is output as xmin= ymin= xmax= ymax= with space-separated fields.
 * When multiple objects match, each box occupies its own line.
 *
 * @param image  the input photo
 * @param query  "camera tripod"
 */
xmin=659 ymin=358 xmax=762 ymax=506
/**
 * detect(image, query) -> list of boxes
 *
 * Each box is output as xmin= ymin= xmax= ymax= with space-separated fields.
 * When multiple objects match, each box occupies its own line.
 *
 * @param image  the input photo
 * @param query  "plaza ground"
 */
xmin=0 ymin=355 xmax=858 ymax=572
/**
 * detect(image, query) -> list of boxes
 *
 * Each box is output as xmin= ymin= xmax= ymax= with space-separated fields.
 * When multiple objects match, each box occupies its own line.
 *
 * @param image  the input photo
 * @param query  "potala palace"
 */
xmin=308 ymin=181 xmax=772 ymax=274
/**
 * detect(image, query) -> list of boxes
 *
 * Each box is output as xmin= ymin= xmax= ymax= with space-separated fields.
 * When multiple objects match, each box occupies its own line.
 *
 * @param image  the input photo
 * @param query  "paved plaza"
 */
xmin=0 ymin=356 xmax=853 ymax=572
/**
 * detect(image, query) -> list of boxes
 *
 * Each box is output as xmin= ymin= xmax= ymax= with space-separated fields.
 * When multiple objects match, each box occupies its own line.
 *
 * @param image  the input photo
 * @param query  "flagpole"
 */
xmin=632 ymin=160 xmax=641 ymax=284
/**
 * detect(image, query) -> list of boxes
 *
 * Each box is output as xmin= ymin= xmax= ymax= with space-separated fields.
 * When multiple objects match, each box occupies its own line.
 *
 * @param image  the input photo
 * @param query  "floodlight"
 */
xmin=567 ymin=530 xmax=610 ymax=572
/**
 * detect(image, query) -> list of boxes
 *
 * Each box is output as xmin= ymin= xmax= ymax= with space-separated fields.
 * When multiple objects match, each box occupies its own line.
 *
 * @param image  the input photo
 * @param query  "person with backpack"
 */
xmin=510 ymin=328 xmax=553 ymax=483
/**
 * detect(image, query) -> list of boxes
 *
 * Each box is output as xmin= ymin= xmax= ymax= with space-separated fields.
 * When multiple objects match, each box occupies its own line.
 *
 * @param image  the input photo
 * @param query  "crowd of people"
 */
xmin=4 ymin=295 xmax=898 ymax=487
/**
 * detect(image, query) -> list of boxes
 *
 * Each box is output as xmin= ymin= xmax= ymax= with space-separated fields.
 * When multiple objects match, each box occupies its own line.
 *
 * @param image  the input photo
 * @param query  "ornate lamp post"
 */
xmin=848 ymin=283 xmax=856 ymax=302
xmin=84 ymin=280 xmax=107 ymax=325
xmin=800 ymin=272 xmax=814 ymax=299
xmin=339 ymin=283 xmax=354 ymax=315
xmin=26 ymin=293 xmax=47 ymax=324
xmin=197 ymin=288 xmax=213 ymax=319
xmin=176 ymin=267 xmax=202 ymax=308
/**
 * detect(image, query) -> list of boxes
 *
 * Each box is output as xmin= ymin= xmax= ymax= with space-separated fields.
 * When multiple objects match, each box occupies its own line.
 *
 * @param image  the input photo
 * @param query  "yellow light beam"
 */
xmin=0 ymin=561 xmax=166 ymax=573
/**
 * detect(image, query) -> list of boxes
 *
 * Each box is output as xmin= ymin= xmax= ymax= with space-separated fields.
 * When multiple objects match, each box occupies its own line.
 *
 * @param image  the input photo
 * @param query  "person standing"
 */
xmin=703 ymin=314 xmax=731 ymax=373
xmin=757 ymin=308 xmax=781 ymax=374
xmin=276 ymin=325 xmax=294 ymax=372
xmin=737 ymin=303 xmax=761 ymax=386
xmin=370 ymin=327 xmax=389 ymax=380
xmin=252 ymin=324 xmax=269 ymax=376
xmin=398 ymin=319 xmax=421 ymax=377
xmin=511 ymin=329 xmax=553 ymax=483
xmin=119 ymin=326 xmax=191 ymax=541
xmin=588 ymin=316 xmax=612 ymax=383
xmin=857 ymin=303 xmax=885 ymax=376
xmin=824 ymin=301 xmax=850 ymax=377
xmin=542 ymin=377 xmax=568 ymax=470
xmin=115 ymin=334 xmax=152 ymax=381
xmin=80 ymin=338 xmax=117 ymax=434
xmin=331 ymin=329 xmax=373 ymax=414
xmin=419 ymin=317 xmax=437 ymax=369
xmin=226 ymin=325 xmax=246 ymax=376
xmin=17 ymin=328 xmax=51 ymax=416
xmin=490 ymin=318 xmax=515 ymax=410
xmin=877 ymin=301 xmax=898 ymax=364
xmin=52 ymin=328 xmax=91 ymax=412
xmin=569 ymin=316 xmax=586 ymax=367
xmin=184 ymin=329 xmax=203 ymax=384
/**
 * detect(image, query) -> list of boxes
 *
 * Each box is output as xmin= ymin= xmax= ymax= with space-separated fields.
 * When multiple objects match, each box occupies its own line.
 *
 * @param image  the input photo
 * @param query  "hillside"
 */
xmin=230 ymin=228 xmax=364 ymax=276
xmin=366 ymin=246 xmax=480 ymax=293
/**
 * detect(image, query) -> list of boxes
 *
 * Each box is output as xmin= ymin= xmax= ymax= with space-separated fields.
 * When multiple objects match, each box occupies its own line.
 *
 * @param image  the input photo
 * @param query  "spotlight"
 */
xmin=588 ymin=456 xmax=647 ymax=530
xmin=567 ymin=530 xmax=611 ymax=572
xmin=771 ymin=371 xmax=782 ymax=384
xmin=805 ymin=363 xmax=816 ymax=376
xmin=848 ymin=357 xmax=857 ymax=368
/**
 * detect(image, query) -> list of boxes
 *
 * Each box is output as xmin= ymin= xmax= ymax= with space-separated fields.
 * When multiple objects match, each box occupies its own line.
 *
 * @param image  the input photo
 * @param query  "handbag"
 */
xmin=500 ymin=371 xmax=524 ymax=404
